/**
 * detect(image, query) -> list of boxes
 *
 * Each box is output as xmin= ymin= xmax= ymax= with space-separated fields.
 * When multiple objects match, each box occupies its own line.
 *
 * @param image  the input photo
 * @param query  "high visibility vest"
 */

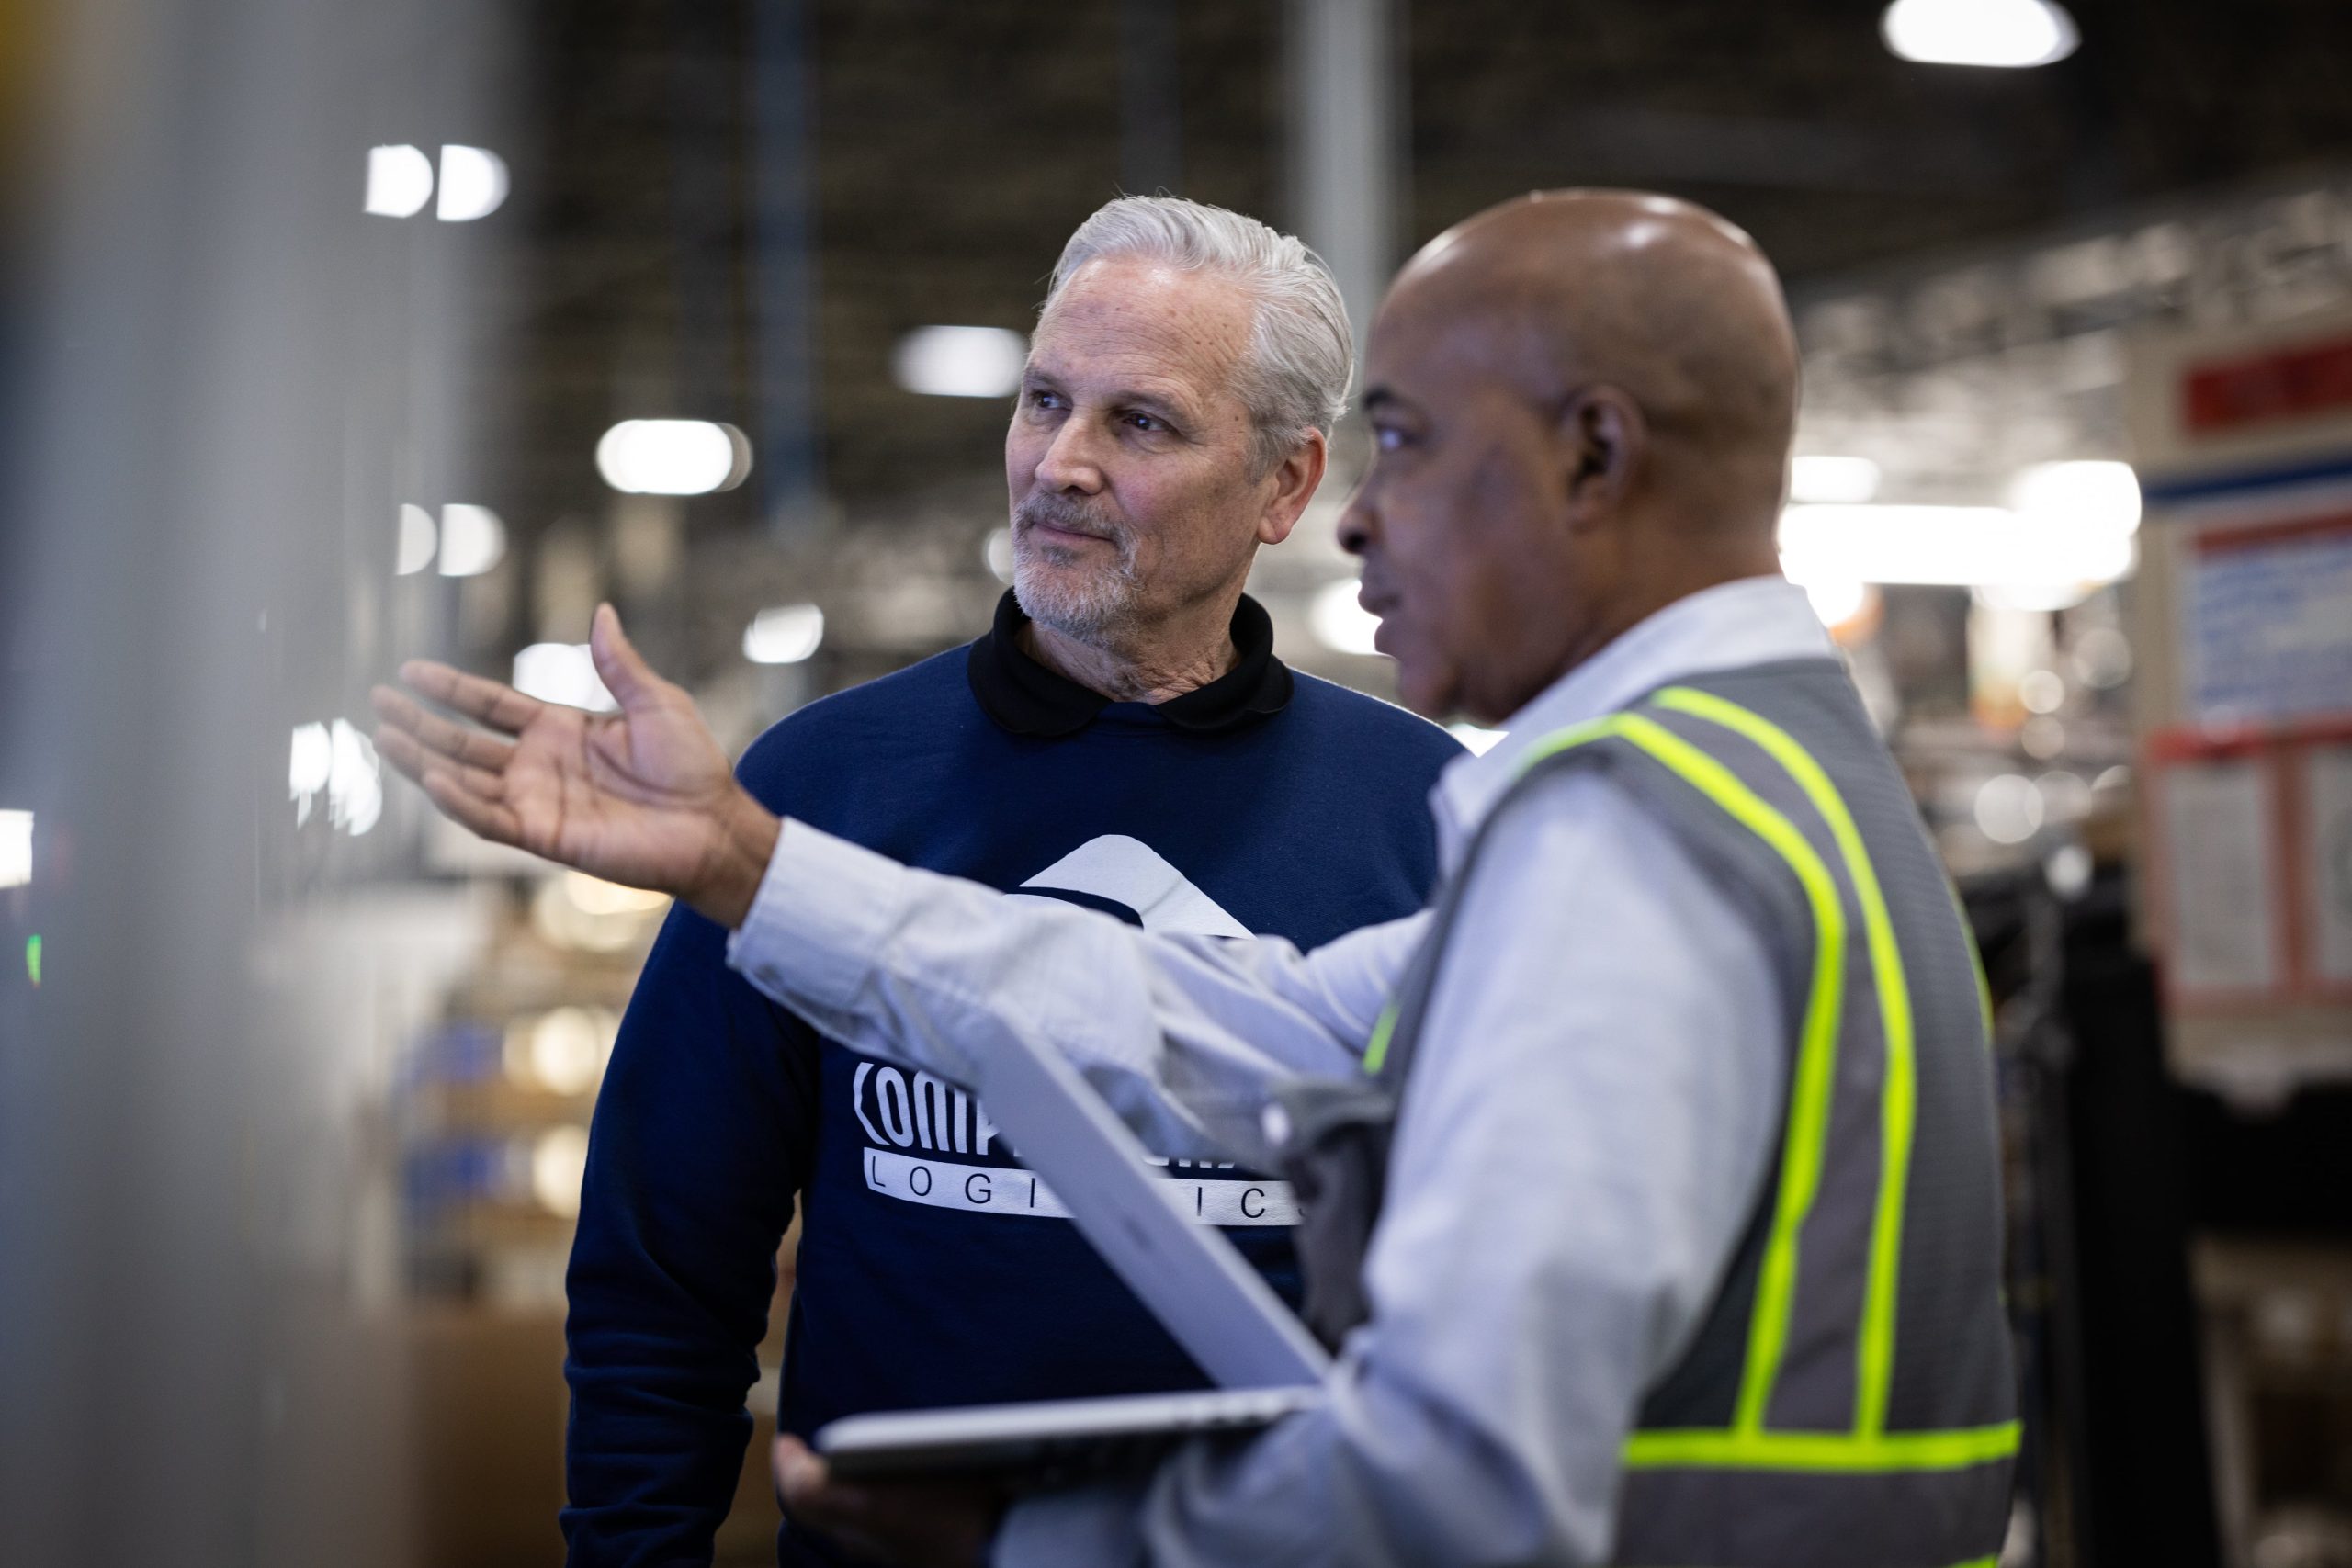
xmin=1274 ymin=657 xmax=2017 ymax=1567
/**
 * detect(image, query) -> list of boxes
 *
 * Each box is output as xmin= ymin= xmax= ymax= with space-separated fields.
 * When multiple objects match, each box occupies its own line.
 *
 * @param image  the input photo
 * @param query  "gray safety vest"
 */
xmin=1272 ymin=658 xmax=2017 ymax=1567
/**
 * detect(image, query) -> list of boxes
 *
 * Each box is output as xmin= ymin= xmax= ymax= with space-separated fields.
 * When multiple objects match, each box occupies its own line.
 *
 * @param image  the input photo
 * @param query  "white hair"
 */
xmin=1043 ymin=197 xmax=1353 ymax=475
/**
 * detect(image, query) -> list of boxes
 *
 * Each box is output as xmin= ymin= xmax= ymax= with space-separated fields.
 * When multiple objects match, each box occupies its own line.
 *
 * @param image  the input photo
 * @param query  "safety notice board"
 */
xmin=2146 ymin=721 xmax=2352 ymax=1010
xmin=2127 ymin=309 xmax=2352 ymax=1070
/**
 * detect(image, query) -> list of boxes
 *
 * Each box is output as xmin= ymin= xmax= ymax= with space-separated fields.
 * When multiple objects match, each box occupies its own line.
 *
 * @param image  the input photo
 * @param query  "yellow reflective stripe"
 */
xmin=1652 ymin=687 xmax=1916 ymax=1439
xmin=1959 ymin=903 xmax=1995 ymax=1045
xmin=1519 ymin=712 xmax=1848 ymax=1433
xmin=1513 ymin=712 xmax=1630 ymax=772
xmin=1623 ymin=1419 xmax=2020 ymax=1473
xmin=1361 ymin=1002 xmax=1399 ymax=1077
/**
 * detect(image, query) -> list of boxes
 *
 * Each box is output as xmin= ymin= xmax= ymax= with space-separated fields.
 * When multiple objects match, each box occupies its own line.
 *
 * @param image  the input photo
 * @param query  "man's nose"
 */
xmin=1335 ymin=483 xmax=1374 ymax=556
xmin=1034 ymin=416 xmax=1107 ymax=493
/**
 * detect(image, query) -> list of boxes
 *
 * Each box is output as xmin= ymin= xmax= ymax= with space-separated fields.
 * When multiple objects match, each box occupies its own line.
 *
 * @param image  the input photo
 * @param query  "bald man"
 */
xmin=379 ymin=190 xmax=2017 ymax=1566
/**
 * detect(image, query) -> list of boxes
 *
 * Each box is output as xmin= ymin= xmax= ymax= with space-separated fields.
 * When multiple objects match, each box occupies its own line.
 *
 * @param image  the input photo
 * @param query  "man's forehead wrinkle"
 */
xmin=1035 ymin=260 xmax=1256 ymax=418
xmin=1026 ymin=345 xmax=1243 ymax=434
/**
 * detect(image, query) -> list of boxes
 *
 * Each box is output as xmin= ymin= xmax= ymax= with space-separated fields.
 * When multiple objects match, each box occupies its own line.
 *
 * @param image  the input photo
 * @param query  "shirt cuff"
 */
xmin=992 ymin=1483 xmax=1148 ymax=1568
xmin=724 ymin=818 xmax=906 ymax=1017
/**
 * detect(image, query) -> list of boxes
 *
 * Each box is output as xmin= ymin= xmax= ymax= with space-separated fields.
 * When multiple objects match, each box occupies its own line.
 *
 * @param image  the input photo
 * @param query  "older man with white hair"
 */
xmin=537 ymin=198 xmax=1460 ymax=1565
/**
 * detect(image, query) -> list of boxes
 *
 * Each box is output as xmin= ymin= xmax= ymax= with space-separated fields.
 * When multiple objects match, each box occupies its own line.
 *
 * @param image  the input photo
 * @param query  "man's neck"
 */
xmin=1504 ymin=536 xmax=1785 ymax=719
xmin=1020 ymin=597 xmax=1243 ymax=705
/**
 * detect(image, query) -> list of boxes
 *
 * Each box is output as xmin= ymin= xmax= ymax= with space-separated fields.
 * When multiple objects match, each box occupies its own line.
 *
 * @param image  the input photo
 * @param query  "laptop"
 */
xmin=812 ymin=1015 xmax=1333 ymax=1483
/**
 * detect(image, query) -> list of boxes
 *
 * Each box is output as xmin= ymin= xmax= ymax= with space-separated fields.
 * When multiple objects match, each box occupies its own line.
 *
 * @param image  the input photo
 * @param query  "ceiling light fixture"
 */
xmin=743 ymin=604 xmax=825 ymax=665
xmin=1882 ymin=0 xmax=2079 ymax=68
xmin=1778 ymin=502 xmax=2134 ymax=594
xmin=514 ymin=643 xmax=617 ymax=713
xmin=596 ymin=420 xmax=749 ymax=495
xmin=435 ymin=504 xmax=507 ymax=578
xmin=0 ymin=809 xmax=31 ymax=889
xmin=435 ymin=145 xmax=509 ymax=222
xmin=364 ymin=144 xmax=434 ymax=217
xmin=1790 ymin=455 xmax=1883 ymax=505
xmin=2008 ymin=459 xmax=2140 ymax=536
xmin=893 ymin=326 xmax=1028 ymax=399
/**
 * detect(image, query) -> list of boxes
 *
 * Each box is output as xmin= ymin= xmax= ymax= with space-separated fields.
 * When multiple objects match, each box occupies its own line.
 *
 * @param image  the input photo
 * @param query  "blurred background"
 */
xmin=4 ymin=0 xmax=2352 ymax=1563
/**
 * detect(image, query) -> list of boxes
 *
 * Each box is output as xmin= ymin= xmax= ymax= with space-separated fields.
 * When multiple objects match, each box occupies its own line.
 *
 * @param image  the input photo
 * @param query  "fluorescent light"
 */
xmin=1779 ymin=503 xmax=2134 ymax=592
xmin=514 ymin=643 xmax=617 ymax=713
xmin=2008 ymin=459 xmax=2139 ymax=536
xmin=596 ymin=420 xmax=748 ymax=495
xmin=395 ymin=503 xmax=437 ymax=575
xmin=327 ymin=719 xmax=382 ymax=836
xmin=1973 ymin=581 xmax=2099 ymax=613
xmin=743 ymin=604 xmax=825 ymax=665
xmin=1309 ymin=578 xmax=1382 ymax=656
xmin=893 ymin=326 xmax=1028 ymax=399
xmin=1883 ymin=0 xmax=2078 ymax=68
xmin=364 ymin=144 xmax=433 ymax=216
xmin=0 ymin=810 xmax=31 ymax=889
xmin=1801 ymin=578 xmax=1872 ymax=628
xmin=436 ymin=503 xmax=506 ymax=577
xmin=288 ymin=723 xmax=332 ymax=826
xmin=1791 ymin=456 xmax=1882 ymax=504
xmin=435 ymin=145 xmax=508 ymax=221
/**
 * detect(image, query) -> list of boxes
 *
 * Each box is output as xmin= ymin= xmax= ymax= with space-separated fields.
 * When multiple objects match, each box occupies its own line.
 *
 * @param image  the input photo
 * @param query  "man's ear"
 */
xmin=1256 ymin=429 xmax=1329 ymax=547
xmin=1555 ymin=387 xmax=1645 ymax=525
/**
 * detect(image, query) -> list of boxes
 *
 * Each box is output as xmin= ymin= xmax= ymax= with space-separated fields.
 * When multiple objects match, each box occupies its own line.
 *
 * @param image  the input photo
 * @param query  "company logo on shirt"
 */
xmin=1006 ymin=834 xmax=1252 ymax=935
xmin=850 ymin=835 xmax=1296 ymax=1227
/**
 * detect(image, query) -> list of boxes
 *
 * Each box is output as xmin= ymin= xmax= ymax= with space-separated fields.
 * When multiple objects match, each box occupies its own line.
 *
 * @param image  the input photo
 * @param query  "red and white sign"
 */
xmin=2145 ymin=720 xmax=2352 ymax=1011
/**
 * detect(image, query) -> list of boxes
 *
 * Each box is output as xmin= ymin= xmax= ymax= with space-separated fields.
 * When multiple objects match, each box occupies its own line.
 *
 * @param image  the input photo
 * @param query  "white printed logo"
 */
xmin=1009 ymin=835 xmax=1251 ymax=937
xmin=850 ymin=837 xmax=1293 ymax=1225
xmin=864 ymin=1148 xmax=1299 ymax=1226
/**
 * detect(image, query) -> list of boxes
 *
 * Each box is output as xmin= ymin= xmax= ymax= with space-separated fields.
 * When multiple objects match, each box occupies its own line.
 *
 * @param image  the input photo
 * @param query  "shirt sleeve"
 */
xmin=726 ymin=818 xmax=1427 ymax=1168
xmin=995 ymin=772 xmax=1789 ymax=1566
xmin=561 ymin=902 xmax=820 ymax=1564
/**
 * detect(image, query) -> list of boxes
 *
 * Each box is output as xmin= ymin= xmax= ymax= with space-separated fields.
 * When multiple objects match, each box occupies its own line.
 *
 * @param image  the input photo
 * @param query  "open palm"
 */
xmin=373 ymin=604 xmax=776 ymax=921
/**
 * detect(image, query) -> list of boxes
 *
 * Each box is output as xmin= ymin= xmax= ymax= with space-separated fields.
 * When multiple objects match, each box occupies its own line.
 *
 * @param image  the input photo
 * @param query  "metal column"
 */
xmin=1286 ymin=0 xmax=1404 ymax=376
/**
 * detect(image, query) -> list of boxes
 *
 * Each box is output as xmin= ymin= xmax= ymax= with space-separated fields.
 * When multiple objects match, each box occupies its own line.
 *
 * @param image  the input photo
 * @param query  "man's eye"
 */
xmin=1373 ymin=425 xmax=1411 ymax=452
xmin=1122 ymin=412 xmax=1166 ymax=433
xmin=1025 ymin=389 xmax=1065 ymax=411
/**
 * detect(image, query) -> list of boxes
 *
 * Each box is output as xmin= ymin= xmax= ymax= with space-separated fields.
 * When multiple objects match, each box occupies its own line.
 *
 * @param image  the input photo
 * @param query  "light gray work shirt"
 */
xmin=728 ymin=576 xmax=1840 ymax=1565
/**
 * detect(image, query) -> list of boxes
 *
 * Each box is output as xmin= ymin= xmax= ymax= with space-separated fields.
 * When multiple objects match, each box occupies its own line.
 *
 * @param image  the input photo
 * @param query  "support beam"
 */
xmin=1286 ymin=0 xmax=1402 ymax=378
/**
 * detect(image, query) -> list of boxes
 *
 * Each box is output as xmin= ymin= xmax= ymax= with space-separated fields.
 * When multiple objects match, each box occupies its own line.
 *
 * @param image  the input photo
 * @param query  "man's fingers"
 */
xmin=588 ymin=602 xmax=662 ymax=710
xmin=374 ymin=720 xmax=431 ymax=787
xmin=774 ymin=1438 xmax=876 ymax=1530
xmin=376 ymin=725 xmax=507 ymax=807
xmin=774 ymin=1437 xmax=828 ymax=1506
xmin=371 ymin=685 xmax=518 ymax=773
xmin=400 ymin=658 xmax=546 ymax=736
xmin=419 ymin=765 xmax=524 ymax=847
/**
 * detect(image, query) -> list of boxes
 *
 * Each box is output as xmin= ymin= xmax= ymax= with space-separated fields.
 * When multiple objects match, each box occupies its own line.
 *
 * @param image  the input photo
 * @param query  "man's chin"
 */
xmin=1012 ymin=567 xmax=1136 ymax=640
xmin=1392 ymin=657 xmax=1456 ymax=722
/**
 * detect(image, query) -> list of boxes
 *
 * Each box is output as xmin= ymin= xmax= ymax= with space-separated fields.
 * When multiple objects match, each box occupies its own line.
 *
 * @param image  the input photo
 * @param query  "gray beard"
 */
xmin=1009 ymin=500 xmax=1143 ymax=642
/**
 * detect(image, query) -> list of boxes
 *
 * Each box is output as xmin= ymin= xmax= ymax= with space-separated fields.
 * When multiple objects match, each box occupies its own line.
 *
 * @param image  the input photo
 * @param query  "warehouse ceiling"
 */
xmin=469 ymin=0 xmax=2352 ymax=695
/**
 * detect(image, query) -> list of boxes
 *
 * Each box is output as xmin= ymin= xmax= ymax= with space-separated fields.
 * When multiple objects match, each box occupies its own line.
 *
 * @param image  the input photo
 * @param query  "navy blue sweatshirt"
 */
xmin=561 ymin=593 xmax=1459 ymax=1565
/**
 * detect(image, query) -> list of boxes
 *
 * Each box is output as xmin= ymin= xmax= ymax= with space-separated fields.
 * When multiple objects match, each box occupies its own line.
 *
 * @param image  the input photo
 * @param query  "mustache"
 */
xmin=1012 ymin=495 xmax=1125 ymax=543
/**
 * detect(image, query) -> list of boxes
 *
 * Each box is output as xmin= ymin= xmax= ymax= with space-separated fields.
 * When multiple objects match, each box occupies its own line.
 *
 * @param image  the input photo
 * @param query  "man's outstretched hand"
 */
xmin=371 ymin=604 xmax=780 ymax=929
